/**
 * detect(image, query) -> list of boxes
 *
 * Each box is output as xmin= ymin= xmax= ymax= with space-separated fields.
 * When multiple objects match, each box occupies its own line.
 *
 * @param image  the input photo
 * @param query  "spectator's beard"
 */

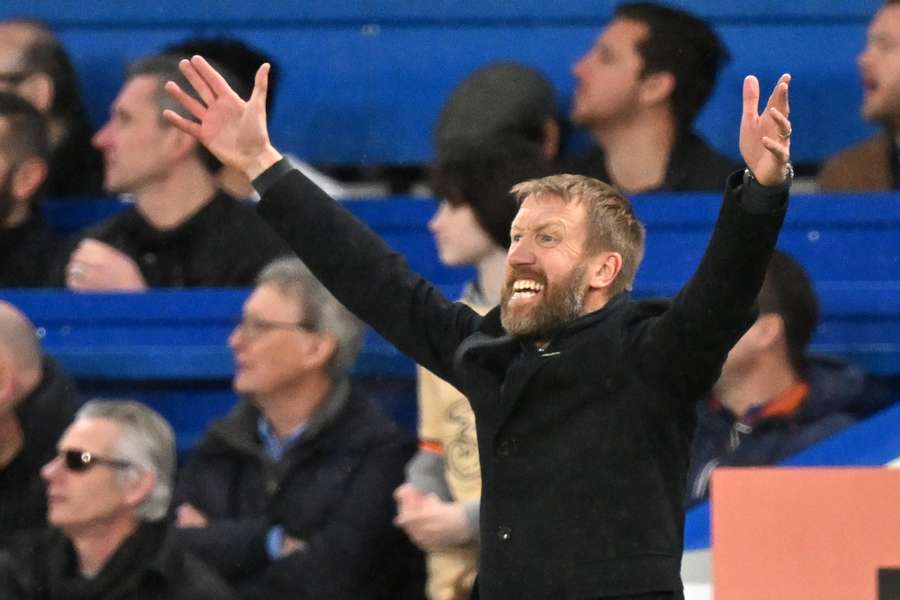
xmin=500 ymin=263 xmax=588 ymax=340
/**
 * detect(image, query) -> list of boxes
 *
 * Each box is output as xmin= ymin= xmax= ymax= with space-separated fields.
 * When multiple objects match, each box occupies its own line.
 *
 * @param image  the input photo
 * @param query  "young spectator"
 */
xmin=686 ymin=251 xmax=893 ymax=506
xmin=0 ymin=19 xmax=104 ymax=197
xmin=175 ymin=257 xmax=424 ymax=599
xmin=434 ymin=62 xmax=561 ymax=161
xmin=162 ymin=36 xmax=351 ymax=200
xmin=0 ymin=301 xmax=78 ymax=538
xmin=0 ymin=92 xmax=59 ymax=287
xmin=54 ymin=54 xmax=289 ymax=290
xmin=0 ymin=400 xmax=237 ymax=599
xmin=394 ymin=138 xmax=552 ymax=600
xmin=819 ymin=0 xmax=900 ymax=191
xmin=564 ymin=2 xmax=739 ymax=193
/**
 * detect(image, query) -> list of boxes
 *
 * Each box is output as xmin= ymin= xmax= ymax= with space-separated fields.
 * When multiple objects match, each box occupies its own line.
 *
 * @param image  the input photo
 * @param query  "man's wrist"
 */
xmin=744 ymin=162 xmax=793 ymax=189
xmin=246 ymin=145 xmax=284 ymax=181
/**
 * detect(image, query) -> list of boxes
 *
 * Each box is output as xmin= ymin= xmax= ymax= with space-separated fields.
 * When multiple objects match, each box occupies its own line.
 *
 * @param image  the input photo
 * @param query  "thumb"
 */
xmin=249 ymin=63 xmax=270 ymax=111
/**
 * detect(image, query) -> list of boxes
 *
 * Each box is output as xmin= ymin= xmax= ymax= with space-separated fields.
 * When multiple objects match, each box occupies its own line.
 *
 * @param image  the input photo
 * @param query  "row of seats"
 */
xmin=0 ymin=1 xmax=882 ymax=166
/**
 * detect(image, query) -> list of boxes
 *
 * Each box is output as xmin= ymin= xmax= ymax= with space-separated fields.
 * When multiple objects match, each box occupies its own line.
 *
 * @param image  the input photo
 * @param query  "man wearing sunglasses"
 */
xmin=0 ymin=399 xmax=237 ymax=599
xmin=174 ymin=257 xmax=424 ymax=599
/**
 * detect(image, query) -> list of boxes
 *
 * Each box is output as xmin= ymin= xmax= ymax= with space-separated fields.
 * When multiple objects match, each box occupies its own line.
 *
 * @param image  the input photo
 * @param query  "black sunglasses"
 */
xmin=60 ymin=449 xmax=133 ymax=473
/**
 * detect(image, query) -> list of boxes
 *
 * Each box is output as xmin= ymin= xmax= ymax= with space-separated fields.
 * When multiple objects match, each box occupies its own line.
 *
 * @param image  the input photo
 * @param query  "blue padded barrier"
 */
xmin=0 ymin=1 xmax=882 ymax=165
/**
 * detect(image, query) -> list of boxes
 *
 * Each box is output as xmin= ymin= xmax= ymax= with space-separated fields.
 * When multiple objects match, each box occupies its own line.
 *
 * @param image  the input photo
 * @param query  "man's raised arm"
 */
xmin=164 ymin=56 xmax=480 ymax=385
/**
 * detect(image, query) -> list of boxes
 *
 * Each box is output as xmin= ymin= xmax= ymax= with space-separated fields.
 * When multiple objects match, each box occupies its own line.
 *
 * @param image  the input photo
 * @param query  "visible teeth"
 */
xmin=513 ymin=279 xmax=544 ymax=293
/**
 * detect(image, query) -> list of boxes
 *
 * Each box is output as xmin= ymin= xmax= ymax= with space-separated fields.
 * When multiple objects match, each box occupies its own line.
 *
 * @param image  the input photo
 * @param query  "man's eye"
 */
xmin=539 ymin=234 xmax=556 ymax=244
xmin=511 ymin=233 xmax=522 ymax=242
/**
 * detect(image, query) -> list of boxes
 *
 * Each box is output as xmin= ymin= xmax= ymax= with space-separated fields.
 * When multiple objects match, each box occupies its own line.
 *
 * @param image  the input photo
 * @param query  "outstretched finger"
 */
xmin=742 ymin=75 xmax=761 ymax=122
xmin=248 ymin=63 xmax=270 ymax=110
xmin=190 ymin=55 xmax=239 ymax=100
xmin=162 ymin=109 xmax=202 ymax=139
xmin=164 ymin=81 xmax=206 ymax=121
xmin=768 ymin=107 xmax=792 ymax=139
xmin=765 ymin=73 xmax=791 ymax=116
xmin=177 ymin=58 xmax=216 ymax=107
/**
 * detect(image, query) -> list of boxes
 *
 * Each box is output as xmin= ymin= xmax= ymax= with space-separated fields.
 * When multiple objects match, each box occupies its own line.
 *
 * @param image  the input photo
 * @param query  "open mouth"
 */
xmin=509 ymin=278 xmax=545 ymax=303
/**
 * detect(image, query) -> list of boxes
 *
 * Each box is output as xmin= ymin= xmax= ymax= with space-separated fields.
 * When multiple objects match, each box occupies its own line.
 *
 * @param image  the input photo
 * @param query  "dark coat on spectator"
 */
xmin=561 ymin=130 xmax=740 ymax=192
xmin=42 ymin=118 xmax=105 ymax=199
xmin=0 ymin=358 xmax=78 ymax=539
xmin=686 ymin=355 xmax=894 ymax=506
xmin=0 ymin=208 xmax=60 ymax=287
xmin=0 ymin=521 xmax=237 ymax=600
xmin=817 ymin=133 xmax=892 ymax=191
xmin=51 ymin=192 xmax=289 ymax=287
xmin=175 ymin=386 xmax=425 ymax=600
xmin=253 ymin=164 xmax=788 ymax=598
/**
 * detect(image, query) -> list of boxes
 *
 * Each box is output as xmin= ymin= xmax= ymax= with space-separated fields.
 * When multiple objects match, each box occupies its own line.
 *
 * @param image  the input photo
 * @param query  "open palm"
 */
xmin=164 ymin=56 xmax=280 ymax=179
xmin=739 ymin=73 xmax=792 ymax=186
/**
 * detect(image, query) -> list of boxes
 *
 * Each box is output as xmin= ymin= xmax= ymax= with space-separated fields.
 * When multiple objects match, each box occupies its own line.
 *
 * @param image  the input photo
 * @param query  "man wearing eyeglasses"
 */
xmin=0 ymin=399 xmax=237 ymax=599
xmin=173 ymin=256 xmax=424 ymax=599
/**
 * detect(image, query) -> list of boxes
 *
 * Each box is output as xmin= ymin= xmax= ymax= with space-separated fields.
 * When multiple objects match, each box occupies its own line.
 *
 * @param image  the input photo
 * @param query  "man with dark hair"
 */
xmin=0 ymin=19 xmax=104 ymax=197
xmin=0 ymin=91 xmax=60 ymax=287
xmin=565 ymin=2 xmax=739 ymax=193
xmin=0 ymin=301 xmax=79 ymax=540
xmin=54 ymin=53 xmax=288 ymax=291
xmin=175 ymin=257 xmax=424 ymax=599
xmin=686 ymin=251 xmax=892 ymax=506
xmin=166 ymin=56 xmax=792 ymax=599
xmin=819 ymin=0 xmax=900 ymax=190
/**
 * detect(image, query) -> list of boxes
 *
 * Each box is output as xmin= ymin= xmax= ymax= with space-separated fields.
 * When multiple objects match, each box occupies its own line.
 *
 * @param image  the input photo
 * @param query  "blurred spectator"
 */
xmin=434 ymin=62 xmax=561 ymax=161
xmin=53 ymin=54 xmax=289 ymax=290
xmin=395 ymin=137 xmax=552 ymax=600
xmin=0 ymin=400 xmax=238 ymax=599
xmin=0 ymin=91 xmax=59 ymax=287
xmin=163 ymin=36 xmax=353 ymax=200
xmin=0 ymin=301 xmax=78 ymax=538
xmin=686 ymin=251 xmax=893 ymax=506
xmin=0 ymin=19 xmax=104 ymax=198
xmin=175 ymin=257 xmax=424 ymax=599
xmin=819 ymin=1 xmax=900 ymax=191
xmin=564 ymin=2 xmax=739 ymax=193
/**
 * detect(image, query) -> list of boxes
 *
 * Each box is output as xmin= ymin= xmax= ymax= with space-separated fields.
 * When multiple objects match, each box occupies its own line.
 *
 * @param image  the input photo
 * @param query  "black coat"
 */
xmin=255 ymin=164 xmax=788 ymax=598
xmin=0 ymin=521 xmax=237 ymax=600
xmin=175 ymin=387 xmax=425 ymax=599
xmin=0 ymin=208 xmax=61 ymax=288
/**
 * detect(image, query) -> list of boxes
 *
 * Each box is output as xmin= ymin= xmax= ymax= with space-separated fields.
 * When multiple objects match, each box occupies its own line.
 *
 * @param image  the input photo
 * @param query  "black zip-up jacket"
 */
xmin=254 ymin=161 xmax=788 ymax=598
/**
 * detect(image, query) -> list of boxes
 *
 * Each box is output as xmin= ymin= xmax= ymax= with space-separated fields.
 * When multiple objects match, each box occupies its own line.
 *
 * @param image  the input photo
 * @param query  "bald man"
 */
xmin=0 ymin=301 xmax=79 ymax=538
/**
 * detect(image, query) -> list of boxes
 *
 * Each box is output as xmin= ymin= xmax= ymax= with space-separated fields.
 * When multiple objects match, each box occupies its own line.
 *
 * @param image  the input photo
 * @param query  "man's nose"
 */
xmin=507 ymin=240 xmax=535 ymax=266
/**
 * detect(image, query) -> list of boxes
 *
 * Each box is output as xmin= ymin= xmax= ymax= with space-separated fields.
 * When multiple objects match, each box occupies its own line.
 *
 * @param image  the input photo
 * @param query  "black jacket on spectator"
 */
xmin=0 ymin=208 xmax=60 ymax=287
xmin=52 ymin=192 xmax=289 ymax=287
xmin=562 ymin=130 xmax=740 ymax=192
xmin=0 ymin=521 xmax=237 ymax=600
xmin=253 ymin=163 xmax=787 ymax=598
xmin=42 ymin=119 xmax=104 ymax=199
xmin=176 ymin=385 xmax=425 ymax=600
xmin=0 ymin=358 xmax=78 ymax=539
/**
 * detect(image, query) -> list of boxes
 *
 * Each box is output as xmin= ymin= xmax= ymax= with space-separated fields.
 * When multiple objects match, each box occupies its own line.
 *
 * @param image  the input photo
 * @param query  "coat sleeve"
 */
xmin=639 ymin=171 xmax=789 ymax=405
xmin=255 ymin=162 xmax=481 ymax=384
xmin=239 ymin=439 xmax=421 ymax=599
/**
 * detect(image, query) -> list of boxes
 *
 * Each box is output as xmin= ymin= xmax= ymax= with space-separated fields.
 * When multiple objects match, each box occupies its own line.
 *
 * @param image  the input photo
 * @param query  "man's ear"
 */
xmin=754 ymin=313 xmax=785 ymax=350
xmin=16 ymin=73 xmax=54 ymax=114
xmin=123 ymin=469 xmax=157 ymax=509
xmin=638 ymin=71 xmax=675 ymax=108
xmin=11 ymin=158 xmax=48 ymax=202
xmin=587 ymin=252 xmax=623 ymax=291
xmin=165 ymin=125 xmax=199 ymax=162
xmin=304 ymin=332 xmax=338 ymax=372
xmin=0 ymin=354 xmax=16 ymax=414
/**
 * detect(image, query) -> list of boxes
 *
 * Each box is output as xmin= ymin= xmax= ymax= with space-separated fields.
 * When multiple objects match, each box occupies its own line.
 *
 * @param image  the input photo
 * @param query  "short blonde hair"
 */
xmin=510 ymin=174 xmax=646 ymax=294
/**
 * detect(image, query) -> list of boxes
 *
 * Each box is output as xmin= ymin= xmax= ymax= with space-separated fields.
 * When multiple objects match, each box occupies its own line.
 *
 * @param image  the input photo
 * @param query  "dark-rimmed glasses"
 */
xmin=59 ymin=449 xmax=134 ymax=473
xmin=235 ymin=317 xmax=315 ymax=340
xmin=0 ymin=72 xmax=29 ymax=86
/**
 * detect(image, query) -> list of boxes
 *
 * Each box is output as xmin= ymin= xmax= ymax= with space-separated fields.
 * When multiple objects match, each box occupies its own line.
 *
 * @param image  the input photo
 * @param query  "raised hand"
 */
xmin=739 ymin=73 xmax=792 ymax=187
xmin=163 ymin=56 xmax=282 ymax=180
